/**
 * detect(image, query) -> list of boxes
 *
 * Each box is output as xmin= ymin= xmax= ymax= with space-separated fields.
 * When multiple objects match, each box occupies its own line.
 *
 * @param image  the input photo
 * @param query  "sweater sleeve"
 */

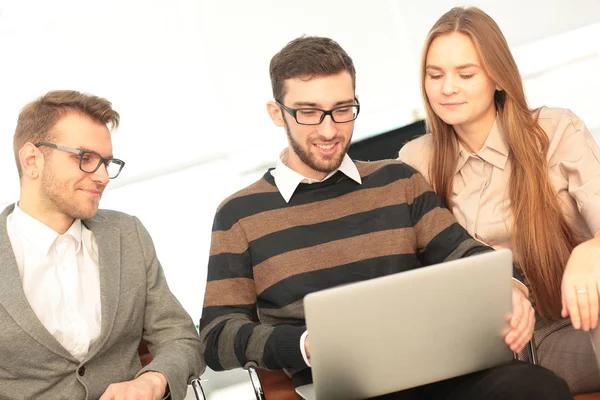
xmin=404 ymin=168 xmax=493 ymax=264
xmin=403 ymin=165 xmax=525 ymax=283
xmin=199 ymin=205 xmax=307 ymax=371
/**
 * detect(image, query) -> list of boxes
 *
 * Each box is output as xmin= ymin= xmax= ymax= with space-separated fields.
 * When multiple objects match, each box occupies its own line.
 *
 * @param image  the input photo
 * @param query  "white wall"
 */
xmin=0 ymin=0 xmax=599 ymax=328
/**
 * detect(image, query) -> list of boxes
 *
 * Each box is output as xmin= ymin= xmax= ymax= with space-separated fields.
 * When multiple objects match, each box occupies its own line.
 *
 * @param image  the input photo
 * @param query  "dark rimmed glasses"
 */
xmin=276 ymin=97 xmax=360 ymax=125
xmin=35 ymin=142 xmax=125 ymax=179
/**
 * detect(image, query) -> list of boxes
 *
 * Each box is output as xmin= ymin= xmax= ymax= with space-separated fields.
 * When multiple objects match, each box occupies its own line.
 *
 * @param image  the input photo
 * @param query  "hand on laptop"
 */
xmin=504 ymin=287 xmax=535 ymax=353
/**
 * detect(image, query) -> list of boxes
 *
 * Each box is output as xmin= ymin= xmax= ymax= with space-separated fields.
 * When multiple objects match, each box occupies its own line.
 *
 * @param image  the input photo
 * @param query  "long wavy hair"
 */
xmin=421 ymin=7 xmax=582 ymax=320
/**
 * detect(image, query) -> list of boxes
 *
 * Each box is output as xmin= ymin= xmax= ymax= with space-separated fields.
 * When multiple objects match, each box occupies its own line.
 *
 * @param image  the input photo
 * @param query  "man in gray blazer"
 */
xmin=0 ymin=90 xmax=203 ymax=399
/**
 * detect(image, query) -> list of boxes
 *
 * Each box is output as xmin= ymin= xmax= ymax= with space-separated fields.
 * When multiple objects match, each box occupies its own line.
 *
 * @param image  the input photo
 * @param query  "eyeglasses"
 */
xmin=276 ymin=98 xmax=360 ymax=125
xmin=35 ymin=142 xmax=125 ymax=179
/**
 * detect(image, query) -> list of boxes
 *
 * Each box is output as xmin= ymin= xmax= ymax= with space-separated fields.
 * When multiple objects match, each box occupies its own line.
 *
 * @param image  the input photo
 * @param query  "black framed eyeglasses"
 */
xmin=276 ymin=97 xmax=360 ymax=125
xmin=35 ymin=142 xmax=125 ymax=179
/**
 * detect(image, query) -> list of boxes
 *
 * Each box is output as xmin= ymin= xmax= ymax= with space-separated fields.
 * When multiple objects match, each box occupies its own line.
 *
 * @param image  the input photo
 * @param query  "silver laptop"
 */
xmin=296 ymin=249 xmax=514 ymax=400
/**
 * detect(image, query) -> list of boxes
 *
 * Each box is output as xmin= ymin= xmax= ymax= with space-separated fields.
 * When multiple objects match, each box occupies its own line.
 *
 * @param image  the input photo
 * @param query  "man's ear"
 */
xmin=267 ymin=101 xmax=285 ymax=127
xmin=19 ymin=142 xmax=44 ymax=179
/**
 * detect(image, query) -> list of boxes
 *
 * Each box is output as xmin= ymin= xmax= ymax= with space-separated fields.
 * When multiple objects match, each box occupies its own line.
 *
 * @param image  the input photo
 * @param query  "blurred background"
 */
xmin=0 ymin=0 xmax=598 ymax=398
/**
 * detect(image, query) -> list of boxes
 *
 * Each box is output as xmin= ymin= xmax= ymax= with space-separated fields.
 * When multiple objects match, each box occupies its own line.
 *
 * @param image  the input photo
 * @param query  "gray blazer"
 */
xmin=0 ymin=204 xmax=203 ymax=400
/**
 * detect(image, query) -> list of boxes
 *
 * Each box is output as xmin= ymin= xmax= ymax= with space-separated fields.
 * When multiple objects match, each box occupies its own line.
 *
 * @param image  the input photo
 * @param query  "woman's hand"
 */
xmin=561 ymin=234 xmax=600 ymax=331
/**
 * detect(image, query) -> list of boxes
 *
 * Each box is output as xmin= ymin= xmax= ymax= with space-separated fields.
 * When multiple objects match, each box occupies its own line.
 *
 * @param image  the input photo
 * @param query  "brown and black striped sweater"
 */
xmin=199 ymin=160 xmax=500 ymax=385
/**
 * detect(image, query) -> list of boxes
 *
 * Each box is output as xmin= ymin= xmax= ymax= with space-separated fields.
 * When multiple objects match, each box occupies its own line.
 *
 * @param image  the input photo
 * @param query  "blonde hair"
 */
xmin=14 ymin=90 xmax=120 ymax=177
xmin=421 ymin=7 xmax=581 ymax=320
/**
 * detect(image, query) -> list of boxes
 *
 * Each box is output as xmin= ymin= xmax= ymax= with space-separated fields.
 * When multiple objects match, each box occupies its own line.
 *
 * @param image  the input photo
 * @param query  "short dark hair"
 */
xmin=13 ymin=90 xmax=120 ymax=177
xmin=269 ymin=36 xmax=356 ymax=102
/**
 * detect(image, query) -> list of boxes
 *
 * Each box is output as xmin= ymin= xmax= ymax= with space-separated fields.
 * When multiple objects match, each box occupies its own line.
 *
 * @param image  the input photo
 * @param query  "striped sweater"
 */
xmin=199 ymin=160 xmax=494 ymax=385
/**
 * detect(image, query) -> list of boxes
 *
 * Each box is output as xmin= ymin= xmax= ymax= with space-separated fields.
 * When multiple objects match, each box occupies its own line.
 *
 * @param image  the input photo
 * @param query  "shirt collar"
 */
xmin=456 ymin=116 xmax=509 ymax=173
xmin=64 ymin=218 xmax=83 ymax=253
xmin=11 ymin=204 xmax=83 ymax=255
xmin=271 ymin=151 xmax=362 ymax=203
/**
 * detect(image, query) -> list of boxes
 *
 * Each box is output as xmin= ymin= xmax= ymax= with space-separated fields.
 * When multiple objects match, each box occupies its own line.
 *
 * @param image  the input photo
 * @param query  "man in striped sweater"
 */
xmin=199 ymin=36 xmax=571 ymax=399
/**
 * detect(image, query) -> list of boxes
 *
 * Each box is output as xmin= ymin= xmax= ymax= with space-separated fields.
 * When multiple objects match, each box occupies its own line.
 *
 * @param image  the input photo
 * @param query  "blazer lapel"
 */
xmin=0 ymin=204 xmax=76 ymax=360
xmin=84 ymin=215 xmax=121 ymax=358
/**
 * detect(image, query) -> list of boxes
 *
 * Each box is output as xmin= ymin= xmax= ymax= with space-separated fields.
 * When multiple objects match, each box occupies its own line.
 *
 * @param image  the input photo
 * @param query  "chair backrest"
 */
xmin=138 ymin=341 xmax=153 ymax=367
xmin=249 ymin=367 xmax=297 ymax=400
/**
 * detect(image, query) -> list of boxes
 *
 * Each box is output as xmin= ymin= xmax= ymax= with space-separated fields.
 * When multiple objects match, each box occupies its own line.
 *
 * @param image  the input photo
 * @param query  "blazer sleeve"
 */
xmin=133 ymin=216 xmax=204 ymax=400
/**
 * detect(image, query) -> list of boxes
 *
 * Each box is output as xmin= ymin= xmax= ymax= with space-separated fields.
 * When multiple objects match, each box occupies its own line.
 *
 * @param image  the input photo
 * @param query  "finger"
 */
xmin=562 ymin=282 xmax=569 ymax=318
xmin=513 ymin=306 xmax=535 ymax=353
xmin=591 ymin=282 xmax=600 ymax=330
xmin=505 ymin=297 xmax=525 ymax=347
xmin=99 ymin=388 xmax=113 ymax=400
xmin=514 ymin=301 xmax=531 ymax=341
xmin=510 ymin=292 xmax=524 ymax=329
xmin=589 ymin=282 xmax=599 ymax=330
xmin=507 ymin=301 xmax=530 ymax=351
xmin=521 ymin=308 xmax=537 ymax=353
xmin=566 ymin=287 xmax=582 ymax=329
xmin=577 ymin=288 xmax=591 ymax=331
xmin=510 ymin=298 xmax=529 ymax=348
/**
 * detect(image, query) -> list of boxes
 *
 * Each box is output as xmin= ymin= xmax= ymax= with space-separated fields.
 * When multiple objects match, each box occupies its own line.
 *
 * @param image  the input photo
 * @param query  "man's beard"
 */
xmin=40 ymin=169 xmax=101 ymax=221
xmin=284 ymin=119 xmax=351 ymax=173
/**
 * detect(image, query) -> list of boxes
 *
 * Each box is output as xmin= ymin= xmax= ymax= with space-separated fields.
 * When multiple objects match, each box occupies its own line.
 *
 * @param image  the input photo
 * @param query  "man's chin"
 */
xmin=70 ymin=205 xmax=99 ymax=221
xmin=311 ymin=160 xmax=344 ymax=174
xmin=77 ymin=212 xmax=97 ymax=221
xmin=316 ymin=153 xmax=345 ymax=170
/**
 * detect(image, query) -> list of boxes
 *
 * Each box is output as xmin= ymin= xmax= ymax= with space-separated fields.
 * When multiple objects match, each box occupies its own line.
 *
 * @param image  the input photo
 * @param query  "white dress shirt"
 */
xmin=6 ymin=204 xmax=102 ymax=361
xmin=270 ymin=152 xmax=362 ymax=365
xmin=271 ymin=153 xmax=363 ymax=203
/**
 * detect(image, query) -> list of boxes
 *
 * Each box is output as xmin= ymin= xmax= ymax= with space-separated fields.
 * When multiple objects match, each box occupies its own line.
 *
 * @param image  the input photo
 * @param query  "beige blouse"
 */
xmin=398 ymin=107 xmax=600 ymax=250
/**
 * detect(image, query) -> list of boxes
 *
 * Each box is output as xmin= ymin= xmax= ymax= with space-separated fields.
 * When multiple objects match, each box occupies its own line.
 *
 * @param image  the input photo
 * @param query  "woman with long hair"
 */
xmin=398 ymin=6 xmax=600 ymax=394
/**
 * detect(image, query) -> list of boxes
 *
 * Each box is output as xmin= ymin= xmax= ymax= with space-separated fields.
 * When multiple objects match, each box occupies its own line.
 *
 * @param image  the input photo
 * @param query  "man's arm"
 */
xmin=405 ymin=170 xmax=492 ymax=263
xmin=405 ymin=169 xmax=534 ymax=352
xmin=199 ymin=208 xmax=308 ymax=372
xmin=404 ymin=170 xmax=528 ymax=293
xmin=133 ymin=216 xmax=204 ymax=400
